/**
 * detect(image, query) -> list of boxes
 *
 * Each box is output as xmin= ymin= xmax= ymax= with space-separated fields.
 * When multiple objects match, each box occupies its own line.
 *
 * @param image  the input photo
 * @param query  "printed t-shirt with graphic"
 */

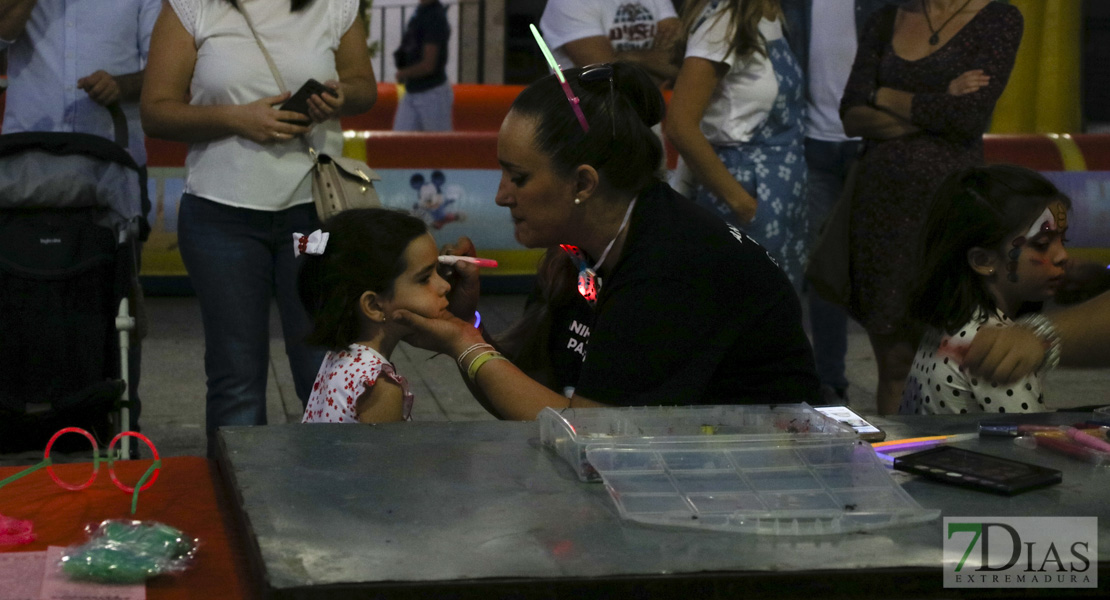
xmin=539 ymin=0 xmax=677 ymax=68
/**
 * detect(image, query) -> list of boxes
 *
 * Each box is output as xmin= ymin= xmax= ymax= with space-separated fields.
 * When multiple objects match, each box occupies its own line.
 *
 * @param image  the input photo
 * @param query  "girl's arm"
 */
xmin=356 ymin=379 xmax=405 ymax=423
xmin=665 ymin=56 xmax=758 ymax=224
xmin=140 ymin=2 xmax=310 ymax=143
xmin=872 ymin=8 xmax=1023 ymax=141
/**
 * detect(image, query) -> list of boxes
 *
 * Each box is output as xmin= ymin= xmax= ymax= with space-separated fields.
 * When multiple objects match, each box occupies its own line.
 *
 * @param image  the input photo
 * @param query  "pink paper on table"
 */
xmin=39 ymin=546 xmax=145 ymax=600
xmin=0 ymin=551 xmax=46 ymax=600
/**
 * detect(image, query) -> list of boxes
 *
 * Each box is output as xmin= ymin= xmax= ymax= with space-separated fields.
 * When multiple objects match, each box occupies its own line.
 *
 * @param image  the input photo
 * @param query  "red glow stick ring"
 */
xmin=45 ymin=427 xmax=100 ymax=491
xmin=107 ymin=431 xmax=160 ymax=493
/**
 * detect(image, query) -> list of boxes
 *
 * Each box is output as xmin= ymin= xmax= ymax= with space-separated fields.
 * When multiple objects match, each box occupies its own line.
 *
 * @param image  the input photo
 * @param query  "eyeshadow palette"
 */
xmin=893 ymin=446 xmax=1062 ymax=495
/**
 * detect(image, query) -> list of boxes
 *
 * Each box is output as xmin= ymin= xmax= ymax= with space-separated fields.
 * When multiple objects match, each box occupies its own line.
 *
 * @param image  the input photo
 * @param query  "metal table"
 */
xmin=217 ymin=413 xmax=1109 ymax=599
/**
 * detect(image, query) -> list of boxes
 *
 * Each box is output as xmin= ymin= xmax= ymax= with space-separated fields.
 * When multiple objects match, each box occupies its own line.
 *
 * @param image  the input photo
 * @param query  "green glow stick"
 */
xmin=529 ymin=24 xmax=590 ymax=132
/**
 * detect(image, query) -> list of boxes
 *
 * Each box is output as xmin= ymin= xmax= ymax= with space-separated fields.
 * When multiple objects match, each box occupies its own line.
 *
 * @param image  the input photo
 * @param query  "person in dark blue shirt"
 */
xmin=393 ymin=0 xmax=452 ymax=131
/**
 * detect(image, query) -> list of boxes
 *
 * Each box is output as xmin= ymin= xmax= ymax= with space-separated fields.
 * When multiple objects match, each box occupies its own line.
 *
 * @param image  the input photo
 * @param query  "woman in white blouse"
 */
xmin=141 ymin=0 xmax=376 ymax=456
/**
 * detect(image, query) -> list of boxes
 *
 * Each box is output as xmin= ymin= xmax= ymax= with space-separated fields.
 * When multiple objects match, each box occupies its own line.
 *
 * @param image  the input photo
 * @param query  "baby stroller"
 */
xmin=0 ymin=121 xmax=143 ymax=457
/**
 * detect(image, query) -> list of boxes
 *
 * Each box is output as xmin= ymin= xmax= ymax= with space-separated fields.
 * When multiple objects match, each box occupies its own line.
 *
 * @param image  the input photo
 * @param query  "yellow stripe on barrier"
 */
xmin=1066 ymin=248 xmax=1110 ymax=267
xmin=1046 ymin=133 xmax=1087 ymax=172
xmin=476 ymin=249 xmax=547 ymax=276
xmin=342 ymin=136 xmax=368 ymax=162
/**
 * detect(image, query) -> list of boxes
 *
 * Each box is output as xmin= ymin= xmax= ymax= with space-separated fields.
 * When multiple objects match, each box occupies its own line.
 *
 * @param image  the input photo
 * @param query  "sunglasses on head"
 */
xmin=577 ymin=64 xmax=616 ymax=141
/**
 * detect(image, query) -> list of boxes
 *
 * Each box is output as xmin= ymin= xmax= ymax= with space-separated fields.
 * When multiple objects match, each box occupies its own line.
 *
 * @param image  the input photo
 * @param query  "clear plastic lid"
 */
xmin=539 ymin=403 xmax=857 ymax=482
xmin=586 ymin=440 xmax=939 ymax=535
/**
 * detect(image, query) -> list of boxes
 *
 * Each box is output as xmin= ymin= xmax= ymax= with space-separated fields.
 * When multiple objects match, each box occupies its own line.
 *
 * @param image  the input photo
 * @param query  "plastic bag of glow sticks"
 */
xmin=59 ymin=519 xmax=198 ymax=583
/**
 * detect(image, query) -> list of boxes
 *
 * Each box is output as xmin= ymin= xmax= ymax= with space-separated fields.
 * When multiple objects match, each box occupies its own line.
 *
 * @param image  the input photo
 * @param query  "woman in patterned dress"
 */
xmin=666 ymin=0 xmax=808 ymax=290
xmin=840 ymin=0 xmax=1022 ymax=414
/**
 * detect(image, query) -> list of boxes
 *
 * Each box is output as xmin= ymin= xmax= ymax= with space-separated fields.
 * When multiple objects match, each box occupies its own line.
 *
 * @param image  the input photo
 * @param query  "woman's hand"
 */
xmin=439 ymin=237 xmax=482 ymax=321
xmin=392 ymin=308 xmax=484 ymax=358
xmin=235 ymin=93 xmax=311 ymax=145
xmin=724 ymin=183 xmax=758 ymax=225
xmin=962 ymin=325 xmax=1044 ymax=385
xmin=947 ymin=69 xmax=990 ymax=96
xmin=306 ymin=79 xmax=344 ymax=124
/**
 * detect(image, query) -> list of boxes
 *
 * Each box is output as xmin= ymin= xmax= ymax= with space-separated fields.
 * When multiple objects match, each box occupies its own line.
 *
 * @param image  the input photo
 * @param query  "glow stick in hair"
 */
xmin=529 ymin=23 xmax=590 ymax=133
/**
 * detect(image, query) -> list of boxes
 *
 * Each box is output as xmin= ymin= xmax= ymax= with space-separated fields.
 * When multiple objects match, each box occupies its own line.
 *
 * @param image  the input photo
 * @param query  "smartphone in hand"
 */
xmin=279 ymin=79 xmax=337 ymax=119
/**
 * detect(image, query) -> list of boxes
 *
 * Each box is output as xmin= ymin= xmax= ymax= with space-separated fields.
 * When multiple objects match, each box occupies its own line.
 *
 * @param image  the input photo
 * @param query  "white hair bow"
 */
xmin=293 ymin=230 xmax=329 ymax=257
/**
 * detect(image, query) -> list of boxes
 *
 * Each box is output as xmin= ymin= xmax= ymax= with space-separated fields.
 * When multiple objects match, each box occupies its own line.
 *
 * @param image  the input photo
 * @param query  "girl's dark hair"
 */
xmin=510 ymin=62 xmax=666 ymax=196
xmin=226 ymin=0 xmax=314 ymax=11
xmin=297 ymin=208 xmax=428 ymax=350
xmin=907 ymin=164 xmax=1070 ymax=333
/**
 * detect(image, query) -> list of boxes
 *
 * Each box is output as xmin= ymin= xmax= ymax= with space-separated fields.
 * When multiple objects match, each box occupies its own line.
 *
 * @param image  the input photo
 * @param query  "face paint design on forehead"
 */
xmin=1022 ymin=205 xmax=1060 ymax=239
xmin=1006 ymin=201 xmax=1067 ymax=283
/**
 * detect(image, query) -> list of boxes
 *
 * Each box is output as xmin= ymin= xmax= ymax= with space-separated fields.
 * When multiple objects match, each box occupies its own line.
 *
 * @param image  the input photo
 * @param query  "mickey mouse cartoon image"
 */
xmin=410 ymin=171 xmax=465 ymax=229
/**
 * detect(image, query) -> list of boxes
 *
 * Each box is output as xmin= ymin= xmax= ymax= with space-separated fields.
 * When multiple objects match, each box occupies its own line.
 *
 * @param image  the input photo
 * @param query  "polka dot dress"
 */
xmin=301 ymin=344 xmax=414 ymax=423
xmin=900 ymin=309 xmax=1047 ymax=415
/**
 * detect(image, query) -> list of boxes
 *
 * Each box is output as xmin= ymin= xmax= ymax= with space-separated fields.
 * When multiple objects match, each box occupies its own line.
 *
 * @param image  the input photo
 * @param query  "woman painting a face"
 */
xmin=395 ymin=62 xmax=820 ymax=420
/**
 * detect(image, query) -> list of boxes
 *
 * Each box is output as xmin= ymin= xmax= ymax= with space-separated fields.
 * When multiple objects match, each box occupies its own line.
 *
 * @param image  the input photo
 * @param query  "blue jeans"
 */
xmin=177 ymin=194 xmax=326 ymax=456
xmin=393 ymin=81 xmax=453 ymax=131
xmin=804 ymin=138 xmax=860 ymax=393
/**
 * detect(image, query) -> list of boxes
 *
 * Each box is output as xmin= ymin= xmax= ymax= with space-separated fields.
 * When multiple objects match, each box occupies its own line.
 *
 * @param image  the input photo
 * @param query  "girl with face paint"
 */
xmin=900 ymin=164 xmax=1071 ymax=415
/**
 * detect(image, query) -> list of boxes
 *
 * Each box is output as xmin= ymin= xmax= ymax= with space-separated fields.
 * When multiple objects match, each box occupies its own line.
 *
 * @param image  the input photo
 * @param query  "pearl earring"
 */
xmin=987 ymin=268 xmax=995 ymax=275
xmin=574 ymin=197 xmax=581 ymax=205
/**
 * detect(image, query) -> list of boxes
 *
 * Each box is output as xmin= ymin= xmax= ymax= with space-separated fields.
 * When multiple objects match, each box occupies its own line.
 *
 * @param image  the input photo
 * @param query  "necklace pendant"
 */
xmin=928 ymin=32 xmax=940 ymax=45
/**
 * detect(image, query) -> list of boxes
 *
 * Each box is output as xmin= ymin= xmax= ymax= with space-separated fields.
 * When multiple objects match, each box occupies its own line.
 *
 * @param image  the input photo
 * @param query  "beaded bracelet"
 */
xmin=456 ymin=343 xmax=494 ymax=369
xmin=1015 ymin=313 xmax=1061 ymax=371
xmin=466 ymin=350 xmax=507 ymax=383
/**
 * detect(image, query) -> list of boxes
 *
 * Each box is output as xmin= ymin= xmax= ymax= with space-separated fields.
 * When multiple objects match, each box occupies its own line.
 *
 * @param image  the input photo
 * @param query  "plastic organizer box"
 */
xmin=585 ymin=441 xmax=939 ymax=535
xmin=538 ymin=403 xmax=857 ymax=482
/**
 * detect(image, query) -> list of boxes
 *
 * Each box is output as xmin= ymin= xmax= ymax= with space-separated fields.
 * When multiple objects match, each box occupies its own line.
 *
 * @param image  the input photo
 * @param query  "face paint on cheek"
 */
xmin=1006 ymin=237 xmax=1025 ymax=283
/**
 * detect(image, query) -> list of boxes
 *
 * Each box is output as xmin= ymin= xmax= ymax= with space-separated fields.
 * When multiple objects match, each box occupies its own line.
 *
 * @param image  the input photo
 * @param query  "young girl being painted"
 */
xmin=901 ymin=164 xmax=1070 ymax=415
xmin=297 ymin=208 xmax=451 ymax=423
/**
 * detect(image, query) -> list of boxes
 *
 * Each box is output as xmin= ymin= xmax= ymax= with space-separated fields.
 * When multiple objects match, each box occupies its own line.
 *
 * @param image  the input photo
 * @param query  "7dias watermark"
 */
xmin=943 ymin=517 xmax=1097 ymax=588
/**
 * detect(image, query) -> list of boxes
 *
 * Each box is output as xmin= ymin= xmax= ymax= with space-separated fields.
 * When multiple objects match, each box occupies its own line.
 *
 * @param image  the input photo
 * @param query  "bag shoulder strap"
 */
xmin=238 ymin=5 xmax=287 ymax=94
xmin=237 ymin=5 xmax=329 ymax=156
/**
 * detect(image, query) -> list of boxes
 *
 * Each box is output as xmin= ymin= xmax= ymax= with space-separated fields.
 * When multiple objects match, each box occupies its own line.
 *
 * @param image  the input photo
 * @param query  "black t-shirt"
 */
xmin=543 ymin=284 xmax=594 ymax=394
xmin=574 ymin=182 xmax=820 ymax=406
xmin=394 ymin=1 xmax=450 ymax=93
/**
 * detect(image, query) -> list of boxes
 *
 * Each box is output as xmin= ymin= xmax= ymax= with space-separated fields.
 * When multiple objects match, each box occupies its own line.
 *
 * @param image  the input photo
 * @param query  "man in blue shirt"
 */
xmin=0 ymin=0 xmax=160 ymax=434
xmin=0 ymin=0 xmax=160 ymax=165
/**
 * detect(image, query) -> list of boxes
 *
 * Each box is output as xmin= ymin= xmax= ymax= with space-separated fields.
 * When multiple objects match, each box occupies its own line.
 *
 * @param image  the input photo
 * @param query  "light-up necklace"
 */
xmin=561 ymin=197 xmax=637 ymax=306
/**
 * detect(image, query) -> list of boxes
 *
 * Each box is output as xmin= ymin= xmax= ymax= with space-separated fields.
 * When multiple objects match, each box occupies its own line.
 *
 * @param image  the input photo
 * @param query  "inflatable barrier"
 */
xmin=5 ymin=84 xmax=1106 ymax=281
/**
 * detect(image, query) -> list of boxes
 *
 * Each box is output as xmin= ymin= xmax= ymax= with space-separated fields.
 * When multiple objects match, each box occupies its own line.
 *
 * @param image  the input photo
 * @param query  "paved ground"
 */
xmin=3 ymin=293 xmax=1107 ymax=464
